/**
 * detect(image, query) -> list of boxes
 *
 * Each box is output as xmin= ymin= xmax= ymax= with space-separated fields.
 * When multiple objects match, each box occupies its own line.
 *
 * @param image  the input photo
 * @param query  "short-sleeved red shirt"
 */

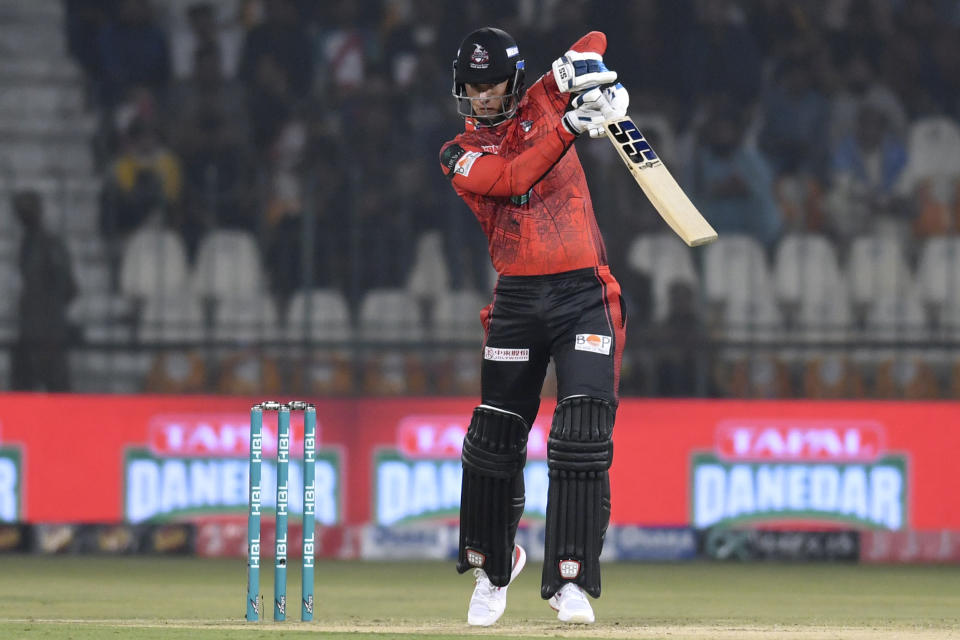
xmin=439 ymin=32 xmax=610 ymax=276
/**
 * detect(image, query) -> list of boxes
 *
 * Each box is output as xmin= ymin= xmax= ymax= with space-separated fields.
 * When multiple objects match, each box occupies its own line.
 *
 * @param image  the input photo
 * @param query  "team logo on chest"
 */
xmin=470 ymin=44 xmax=490 ymax=68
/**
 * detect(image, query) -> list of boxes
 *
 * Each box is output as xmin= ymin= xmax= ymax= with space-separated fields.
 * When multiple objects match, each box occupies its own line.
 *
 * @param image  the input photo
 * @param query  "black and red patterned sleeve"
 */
xmin=438 ymin=122 xmax=576 ymax=197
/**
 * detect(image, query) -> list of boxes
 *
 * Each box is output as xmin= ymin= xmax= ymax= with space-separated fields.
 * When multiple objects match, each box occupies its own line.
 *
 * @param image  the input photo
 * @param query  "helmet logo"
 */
xmin=469 ymin=43 xmax=490 ymax=69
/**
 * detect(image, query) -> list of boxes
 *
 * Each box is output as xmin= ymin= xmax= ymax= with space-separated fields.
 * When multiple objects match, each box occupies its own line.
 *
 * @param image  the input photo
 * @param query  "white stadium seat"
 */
xmin=703 ymin=234 xmax=773 ymax=305
xmin=212 ymin=295 xmax=281 ymax=344
xmin=627 ymin=232 xmax=699 ymax=321
xmin=191 ymin=229 xmax=267 ymax=300
xmin=847 ymin=235 xmax=914 ymax=307
xmin=358 ymin=288 xmax=425 ymax=342
xmin=139 ymin=294 xmax=206 ymax=345
xmin=773 ymin=232 xmax=843 ymax=307
xmin=720 ymin=294 xmax=785 ymax=343
xmin=406 ymin=230 xmax=451 ymax=302
xmin=119 ymin=227 xmax=190 ymax=299
xmin=794 ymin=277 xmax=854 ymax=345
xmin=285 ymin=288 xmax=353 ymax=343
xmin=916 ymin=237 xmax=960 ymax=310
xmin=431 ymin=289 xmax=487 ymax=342
xmin=358 ymin=288 xmax=428 ymax=394
xmin=859 ymin=291 xmax=933 ymax=370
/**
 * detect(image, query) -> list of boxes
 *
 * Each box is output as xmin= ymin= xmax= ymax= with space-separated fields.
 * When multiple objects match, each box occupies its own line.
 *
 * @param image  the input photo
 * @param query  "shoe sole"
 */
xmin=558 ymin=609 xmax=595 ymax=624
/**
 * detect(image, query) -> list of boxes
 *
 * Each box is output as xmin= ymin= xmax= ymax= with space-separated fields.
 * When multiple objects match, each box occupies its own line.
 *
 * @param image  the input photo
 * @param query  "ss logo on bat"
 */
xmin=608 ymin=121 xmax=660 ymax=168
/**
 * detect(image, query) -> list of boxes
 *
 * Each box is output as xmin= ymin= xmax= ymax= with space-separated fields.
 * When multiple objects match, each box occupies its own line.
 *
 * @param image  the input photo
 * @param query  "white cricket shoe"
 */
xmin=548 ymin=583 xmax=595 ymax=624
xmin=466 ymin=544 xmax=526 ymax=626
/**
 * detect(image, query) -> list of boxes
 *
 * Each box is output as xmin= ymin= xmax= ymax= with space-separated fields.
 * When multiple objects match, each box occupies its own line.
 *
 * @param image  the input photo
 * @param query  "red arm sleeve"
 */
xmin=440 ymin=122 xmax=576 ymax=197
xmin=569 ymin=31 xmax=607 ymax=55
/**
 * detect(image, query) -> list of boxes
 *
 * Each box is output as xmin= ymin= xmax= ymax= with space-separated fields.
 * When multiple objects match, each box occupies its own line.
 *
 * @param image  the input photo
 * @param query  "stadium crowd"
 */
xmin=7 ymin=0 xmax=960 ymax=397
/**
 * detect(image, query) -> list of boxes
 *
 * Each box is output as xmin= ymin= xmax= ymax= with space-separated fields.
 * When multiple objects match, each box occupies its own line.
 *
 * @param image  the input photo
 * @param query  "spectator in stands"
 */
xmin=825 ymin=95 xmax=908 ymax=242
xmin=178 ymin=107 xmax=254 ymax=255
xmin=344 ymin=86 xmax=416 ymax=300
xmin=170 ymin=1 xmax=243 ymax=80
xmin=238 ymin=0 xmax=313 ymax=98
xmin=101 ymin=117 xmax=183 ymax=242
xmin=828 ymin=53 xmax=907 ymax=145
xmin=677 ymin=0 xmax=762 ymax=120
xmin=686 ymin=99 xmax=783 ymax=248
xmin=65 ymin=0 xmax=118 ymax=82
xmin=927 ymin=23 xmax=960 ymax=119
xmin=10 ymin=191 xmax=78 ymax=392
xmin=168 ymin=42 xmax=250 ymax=149
xmin=96 ymin=0 xmax=171 ymax=106
xmin=246 ymin=53 xmax=296 ymax=155
xmin=597 ymin=0 xmax=682 ymax=117
xmin=311 ymin=0 xmax=380 ymax=97
xmin=302 ymin=127 xmax=352 ymax=290
xmin=759 ymin=50 xmax=831 ymax=179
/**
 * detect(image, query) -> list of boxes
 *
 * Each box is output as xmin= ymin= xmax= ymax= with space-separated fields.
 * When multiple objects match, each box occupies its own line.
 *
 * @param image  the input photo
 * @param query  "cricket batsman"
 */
xmin=439 ymin=27 xmax=629 ymax=625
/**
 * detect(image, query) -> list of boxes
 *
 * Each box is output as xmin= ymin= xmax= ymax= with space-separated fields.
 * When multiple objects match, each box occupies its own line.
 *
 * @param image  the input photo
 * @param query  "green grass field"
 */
xmin=0 ymin=556 xmax=957 ymax=639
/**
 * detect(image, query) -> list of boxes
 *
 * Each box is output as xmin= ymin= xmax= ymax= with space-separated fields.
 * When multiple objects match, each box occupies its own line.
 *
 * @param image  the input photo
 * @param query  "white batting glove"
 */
xmin=562 ymin=83 xmax=630 ymax=138
xmin=552 ymin=50 xmax=618 ymax=93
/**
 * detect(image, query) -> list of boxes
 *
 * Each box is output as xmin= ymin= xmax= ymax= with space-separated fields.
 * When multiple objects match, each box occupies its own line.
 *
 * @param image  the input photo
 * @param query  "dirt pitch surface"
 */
xmin=0 ymin=556 xmax=957 ymax=639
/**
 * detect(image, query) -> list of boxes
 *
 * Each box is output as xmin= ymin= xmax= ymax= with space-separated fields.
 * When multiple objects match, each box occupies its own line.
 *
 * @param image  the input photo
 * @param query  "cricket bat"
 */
xmin=604 ymin=117 xmax=717 ymax=247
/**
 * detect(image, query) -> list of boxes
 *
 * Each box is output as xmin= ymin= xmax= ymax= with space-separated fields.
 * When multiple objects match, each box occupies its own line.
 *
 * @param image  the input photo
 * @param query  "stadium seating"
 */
xmin=212 ymin=295 xmax=281 ymax=344
xmin=916 ymin=237 xmax=960 ymax=321
xmin=3 ymin=0 xmax=957 ymax=401
xmin=702 ymin=234 xmax=774 ymax=323
xmin=284 ymin=288 xmax=354 ymax=395
xmin=211 ymin=295 xmax=284 ymax=395
xmin=138 ymin=294 xmax=205 ymax=345
xmin=846 ymin=234 xmax=915 ymax=311
xmin=68 ymin=292 xmax=147 ymax=393
xmin=900 ymin=116 xmax=960 ymax=202
xmin=627 ymin=232 xmax=699 ymax=321
xmin=801 ymin=354 xmax=866 ymax=399
xmin=191 ymin=229 xmax=267 ymax=301
xmin=714 ymin=353 xmax=792 ymax=399
xmin=358 ymin=288 xmax=428 ymax=395
xmin=430 ymin=289 xmax=486 ymax=395
xmin=285 ymin=288 xmax=352 ymax=342
xmin=406 ymin=230 xmax=451 ymax=303
xmin=773 ymin=232 xmax=843 ymax=309
xmin=862 ymin=291 xmax=939 ymax=398
xmin=119 ymin=227 xmax=191 ymax=300
xmin=0 ymin=261 xmax=20 ymax=342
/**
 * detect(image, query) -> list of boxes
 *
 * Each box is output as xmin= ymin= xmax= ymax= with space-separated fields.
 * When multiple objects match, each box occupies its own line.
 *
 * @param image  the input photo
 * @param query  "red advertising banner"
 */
xmin=0 ymin=394 xmax=956 ymax=530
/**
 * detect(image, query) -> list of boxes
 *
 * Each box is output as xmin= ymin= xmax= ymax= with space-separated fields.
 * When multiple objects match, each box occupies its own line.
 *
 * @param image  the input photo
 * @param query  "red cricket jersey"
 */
xmin=439 ymin=32 xmax=610 ymax=276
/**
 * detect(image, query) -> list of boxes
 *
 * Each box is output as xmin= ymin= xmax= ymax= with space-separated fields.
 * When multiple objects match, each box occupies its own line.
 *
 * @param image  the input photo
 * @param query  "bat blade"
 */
xmin=604 ymin=117 xmax=717 ymax=247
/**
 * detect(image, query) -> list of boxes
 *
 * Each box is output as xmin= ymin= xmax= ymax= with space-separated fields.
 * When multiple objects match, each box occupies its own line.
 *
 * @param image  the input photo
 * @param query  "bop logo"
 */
xmin=374 ymin=415 xmax=550 ymax=525
xmin=124 ymin=413 xmax=341 ymax=524
xmin=691 ymin=420 xmax=908 ymax=530
xmin=607 ymin=119 xmax=660 ymax=169
xmin=0 ymin=445 xmax=22 ymax=523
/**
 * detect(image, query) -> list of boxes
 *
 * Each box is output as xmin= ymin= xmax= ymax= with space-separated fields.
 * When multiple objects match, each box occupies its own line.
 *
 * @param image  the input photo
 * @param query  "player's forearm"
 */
xmin=451 ymin=122 xmax=576 ymax=197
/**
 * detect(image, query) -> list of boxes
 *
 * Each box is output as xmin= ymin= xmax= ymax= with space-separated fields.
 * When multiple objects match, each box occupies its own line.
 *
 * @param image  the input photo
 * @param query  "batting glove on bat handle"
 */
xmin=552 ymin=50 xmax=618 ymax=93
xmin=590 ymin=82 xmax=629 ymax=138
xmin=562 ymin=84 xmax=630 ymax=138
xmin=563 ymin=83 xmax=630 ymax=138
